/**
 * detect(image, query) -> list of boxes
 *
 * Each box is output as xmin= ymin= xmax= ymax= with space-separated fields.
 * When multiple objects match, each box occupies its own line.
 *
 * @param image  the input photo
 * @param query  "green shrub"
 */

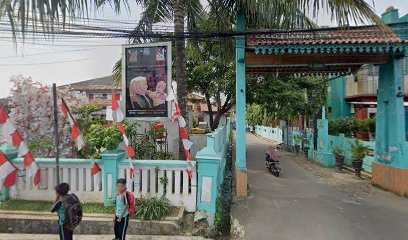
xmin=351 ymin=139 xmax=368 ymax=161
xmin=135 ymin=197 xmax=170 ymax=221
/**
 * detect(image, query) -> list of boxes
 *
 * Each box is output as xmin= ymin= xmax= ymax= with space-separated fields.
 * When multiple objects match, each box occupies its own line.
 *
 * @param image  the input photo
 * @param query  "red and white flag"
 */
xmin=60 ymin=99 xmax=101 ymax=175
xmin=91 ymin=159 xmax=102 ymax=176
xmin=166 ymin=85 xmax=194 ymax=180
xmin=108 ymin=91 xmax=135 ymax=183
xmin=60 ymin=98 xmax=86 ymax=151
xmin=0 ymin=106 xmax=40 ymax=186
xmin=0 ymin=151 xmax=17 ymax=188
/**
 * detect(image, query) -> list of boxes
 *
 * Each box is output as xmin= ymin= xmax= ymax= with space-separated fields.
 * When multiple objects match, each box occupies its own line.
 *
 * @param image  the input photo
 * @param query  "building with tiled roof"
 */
xmin=64 ymin=76 xmax=119 ymax=110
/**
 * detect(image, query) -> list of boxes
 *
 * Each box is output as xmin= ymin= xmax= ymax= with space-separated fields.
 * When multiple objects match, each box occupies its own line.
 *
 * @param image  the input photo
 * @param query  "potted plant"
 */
xmin=302 ymin=138 xmax=310 ymax=157
xmin=294 ymin=134 xmax=302 ymax=154
xmin=332 ymin=147 xmax=345 ymax=172
xmin=350 ymin=139 xmax=368 ymax=178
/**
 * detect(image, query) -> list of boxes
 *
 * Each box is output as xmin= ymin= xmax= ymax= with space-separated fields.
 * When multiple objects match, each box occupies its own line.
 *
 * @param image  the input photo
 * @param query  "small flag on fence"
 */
xmin=0 ymin=151 xmax=17 ymax=188
xmin=0 ymin=106 xmax=40 ymax=186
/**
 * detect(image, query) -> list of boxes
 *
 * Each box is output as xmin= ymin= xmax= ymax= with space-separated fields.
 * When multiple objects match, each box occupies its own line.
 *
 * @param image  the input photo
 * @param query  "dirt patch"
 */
xmin=280 ymin=150 xmax=378 ymax=202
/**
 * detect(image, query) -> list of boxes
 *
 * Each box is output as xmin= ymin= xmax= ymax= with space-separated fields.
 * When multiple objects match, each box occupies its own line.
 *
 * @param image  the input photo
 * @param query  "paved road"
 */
xmin=232 ymin=133 xmax=408 ymax=240
xmin=0 ymin=234 xmax=208 ymax=240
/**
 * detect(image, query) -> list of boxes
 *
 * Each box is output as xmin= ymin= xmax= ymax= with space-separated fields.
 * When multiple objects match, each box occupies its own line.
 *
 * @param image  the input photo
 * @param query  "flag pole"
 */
xmin=53 ymin=83 xmax=60 ymax=184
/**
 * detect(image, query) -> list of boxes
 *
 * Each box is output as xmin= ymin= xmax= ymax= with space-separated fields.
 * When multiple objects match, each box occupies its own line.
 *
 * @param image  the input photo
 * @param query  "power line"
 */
xmin=0 ymin=58 xmax=89 ymax=67
xmin=0 ymin=47 xmax=101 ymax=59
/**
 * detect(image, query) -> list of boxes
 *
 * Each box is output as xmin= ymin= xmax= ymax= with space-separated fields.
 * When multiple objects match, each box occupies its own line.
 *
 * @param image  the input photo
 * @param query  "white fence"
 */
xmin=11 ymin=159 xmax=103 ymax=203
xmin=118 ymin=160 xmax=197 ymax=212
xmin=6 ymin=157 xmax=197 ymax=212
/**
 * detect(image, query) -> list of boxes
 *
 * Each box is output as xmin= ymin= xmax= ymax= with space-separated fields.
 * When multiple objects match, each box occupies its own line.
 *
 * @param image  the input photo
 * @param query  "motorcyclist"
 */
xmin=266 ymin=146 xmax=280 ymax=169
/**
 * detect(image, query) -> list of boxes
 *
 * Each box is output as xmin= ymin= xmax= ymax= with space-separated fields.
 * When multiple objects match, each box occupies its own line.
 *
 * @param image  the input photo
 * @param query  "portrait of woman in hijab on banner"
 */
xmin=124 ymin=44 xmax=169 ymax=118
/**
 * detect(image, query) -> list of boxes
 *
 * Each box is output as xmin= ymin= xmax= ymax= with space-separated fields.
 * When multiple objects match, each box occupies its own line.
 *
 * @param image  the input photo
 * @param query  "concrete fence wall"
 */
xmin=254 ymin=125 xmax=283 ymax=142
xmin=253 ymin=124 xmax=408 ymax=173
xmin=0 ymin=145 xmax=197 ymax=212
xmin=328 ymin=134 xmax=375 ymax=173
xmin=196 ymin=121 xmax=231 ymax=215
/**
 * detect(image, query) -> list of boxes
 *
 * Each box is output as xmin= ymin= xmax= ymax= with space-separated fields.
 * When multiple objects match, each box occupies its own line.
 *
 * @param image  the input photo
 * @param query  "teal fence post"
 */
xmin=316 ymin=107 xmax=335 ymax=167
xmin=196 ymin=133 xmax=221 ymax=216
xmin=0 ymin=144 xmax=18 ymax=201
xmin=235 ymin=11 xmax=248 ymax=197
xmin=101 ymin=150 xmax=125 ymax=206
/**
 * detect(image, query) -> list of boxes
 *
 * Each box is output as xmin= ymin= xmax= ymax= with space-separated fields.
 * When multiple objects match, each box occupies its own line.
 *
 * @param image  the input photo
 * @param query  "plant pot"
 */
xmin=294 ymin=145 xmax=300 ymax=154
xmin=352 ymin=160 xmax=363 ymax=178
xmin=303 ymin=147 xmax=310 ymax=158
xmin=335 ymin=155 xmax=345 ymax=171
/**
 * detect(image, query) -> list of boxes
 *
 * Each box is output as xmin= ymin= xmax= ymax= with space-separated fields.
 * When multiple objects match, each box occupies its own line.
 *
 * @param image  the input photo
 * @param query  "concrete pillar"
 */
xmin=235 ymin=11 xmax=247 ymax=196
xmin=372 ymin=57 xmax=408 ymax=195
xmin=196 ymin=134 xmax=221 ymax=216
xmin=101 ymin=150 xmax=125 ymax=206
xmin=316 ymin=107 xmax=335 ymax=167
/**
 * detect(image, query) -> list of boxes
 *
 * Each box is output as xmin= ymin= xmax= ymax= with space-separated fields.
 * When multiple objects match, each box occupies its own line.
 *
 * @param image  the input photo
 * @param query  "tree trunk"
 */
xmin=174 ymin=0 xmax=187 ymax=160
xmin=211 ymin=113 xmax=222 ymax=131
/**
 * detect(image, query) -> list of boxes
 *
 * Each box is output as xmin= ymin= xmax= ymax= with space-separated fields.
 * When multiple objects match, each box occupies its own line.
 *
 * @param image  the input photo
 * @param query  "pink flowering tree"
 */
xmin=8 ymin=75 xmax=88 ymax=157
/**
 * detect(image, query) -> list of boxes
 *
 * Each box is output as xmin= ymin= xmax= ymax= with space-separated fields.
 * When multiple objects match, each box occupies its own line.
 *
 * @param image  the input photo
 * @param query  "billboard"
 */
xmin=122 ymin=42 xmax=172 ymax=119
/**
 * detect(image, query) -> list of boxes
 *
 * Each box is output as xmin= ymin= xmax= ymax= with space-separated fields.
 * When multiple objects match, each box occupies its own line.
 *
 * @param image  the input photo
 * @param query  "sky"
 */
xmin=0 ymin=0 xmax=407 ymax=98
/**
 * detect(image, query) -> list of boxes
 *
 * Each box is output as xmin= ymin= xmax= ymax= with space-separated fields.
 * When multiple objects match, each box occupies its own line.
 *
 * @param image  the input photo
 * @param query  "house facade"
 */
xmin=327 ymin=7 xmax=408 ymax=137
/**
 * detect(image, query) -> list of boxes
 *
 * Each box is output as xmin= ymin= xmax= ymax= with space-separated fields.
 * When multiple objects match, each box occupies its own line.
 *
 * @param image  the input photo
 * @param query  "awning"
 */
xmin=349 ymin=101 xmax=408 ymax=107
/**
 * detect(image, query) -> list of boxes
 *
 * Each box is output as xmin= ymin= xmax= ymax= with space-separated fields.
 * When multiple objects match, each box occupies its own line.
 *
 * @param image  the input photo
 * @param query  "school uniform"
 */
xmin=114 ymin=192 xmax=130 ymax=240
xmin=51 ymin=200 xmax=73 ymax=240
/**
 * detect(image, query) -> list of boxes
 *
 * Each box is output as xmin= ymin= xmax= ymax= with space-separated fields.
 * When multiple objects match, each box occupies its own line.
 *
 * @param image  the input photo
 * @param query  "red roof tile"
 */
xmin=247 ymin=26 xmax=406 ymax=47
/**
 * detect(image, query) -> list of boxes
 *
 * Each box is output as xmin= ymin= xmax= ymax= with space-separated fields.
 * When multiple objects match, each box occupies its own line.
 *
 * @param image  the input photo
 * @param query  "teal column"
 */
xmin=327 ymin=76 xmax=351 ymax=119
xmin=316 ymin=107 xmax=335 ymax=167
xmin=196 ymin=134 xmax=221 ymax=217
xmin=375 ymin=57 xmax=407 ymax=168
xmin=101 ymin=150 xmax=125 ymax=206
xmin=0 ymin=144 xmax=18 ymax=201
xmin=235 ymin=12 xmax=246 ymax=170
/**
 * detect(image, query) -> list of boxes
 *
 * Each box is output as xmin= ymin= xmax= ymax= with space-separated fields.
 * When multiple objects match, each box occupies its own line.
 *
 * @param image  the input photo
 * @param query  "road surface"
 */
xmin=232 ymin=133 xmax=408 ymax=240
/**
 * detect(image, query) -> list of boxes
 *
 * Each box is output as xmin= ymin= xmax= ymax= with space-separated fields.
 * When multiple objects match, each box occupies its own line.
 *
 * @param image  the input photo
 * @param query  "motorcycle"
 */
xmin=265 ymin=153 xmax=281 ymax=177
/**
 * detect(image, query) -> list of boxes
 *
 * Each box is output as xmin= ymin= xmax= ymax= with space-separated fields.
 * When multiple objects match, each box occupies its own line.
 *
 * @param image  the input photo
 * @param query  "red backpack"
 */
xmin=118 ymin=191 xmax=136 ymax=218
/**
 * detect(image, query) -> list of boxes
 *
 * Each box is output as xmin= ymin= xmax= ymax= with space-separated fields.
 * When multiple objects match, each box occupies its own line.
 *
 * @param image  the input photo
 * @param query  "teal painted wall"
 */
xmin=327 ymin=76 xmax=351 ymax=119
xmin=197 ymin=123 xmax=231 ymax=216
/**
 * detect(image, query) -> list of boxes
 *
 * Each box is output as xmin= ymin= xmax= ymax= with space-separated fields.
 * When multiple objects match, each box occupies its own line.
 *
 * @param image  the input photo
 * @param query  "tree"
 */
xmin=187 ymin=12 xmax=235 ymax=130
xmin=8 ymin=75 xmax=88 ymax=157
xmin=247 ymin=75 xmax=328 ymax=126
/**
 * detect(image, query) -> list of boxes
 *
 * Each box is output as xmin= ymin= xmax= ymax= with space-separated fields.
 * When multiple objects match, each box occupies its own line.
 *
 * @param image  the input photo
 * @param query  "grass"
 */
xmin=0 ymin=200 xmax=114 ymax=214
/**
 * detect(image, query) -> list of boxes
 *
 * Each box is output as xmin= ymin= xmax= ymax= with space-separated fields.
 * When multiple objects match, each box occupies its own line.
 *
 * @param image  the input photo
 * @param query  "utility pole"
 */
xmin=53 ymin=83 xmax=60 ymax=184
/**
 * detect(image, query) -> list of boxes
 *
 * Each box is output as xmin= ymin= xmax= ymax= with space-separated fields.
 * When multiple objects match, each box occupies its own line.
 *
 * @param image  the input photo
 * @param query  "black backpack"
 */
xmin=63 ymin=193 xmax=83 ymax=231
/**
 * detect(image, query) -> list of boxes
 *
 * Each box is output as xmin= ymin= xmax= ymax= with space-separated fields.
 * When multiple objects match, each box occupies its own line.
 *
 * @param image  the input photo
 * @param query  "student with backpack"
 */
xmin=114 ymin=178 xmax=136 ymax=240
xmin=51 ymin=183 xmax=83 ymax=240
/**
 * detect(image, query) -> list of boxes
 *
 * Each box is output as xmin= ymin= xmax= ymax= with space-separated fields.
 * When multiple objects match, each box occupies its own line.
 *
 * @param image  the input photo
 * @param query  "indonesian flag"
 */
xmin=109 ymin=91 xmax=135 ymax=184
xmin=91 ymin=160 xmax=102 ymax=176
xmin=61 ymin=98 xmax=85 ymax=151
xmin=0 ymin=106 xmax=40 ymax=186
xmin=0 ymin=151 xmax=17 ymax=188
xmin=165 ymin=85 xmax=194 ymax=180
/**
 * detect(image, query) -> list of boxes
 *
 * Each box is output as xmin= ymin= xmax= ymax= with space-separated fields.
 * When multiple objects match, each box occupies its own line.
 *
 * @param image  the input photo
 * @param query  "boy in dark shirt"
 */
xmin=51 ymin=183 xmax=73 ymax=240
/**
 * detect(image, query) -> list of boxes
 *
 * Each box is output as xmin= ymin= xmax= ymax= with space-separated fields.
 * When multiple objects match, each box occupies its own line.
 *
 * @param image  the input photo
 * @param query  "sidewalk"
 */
xmin=0 ymin=234 xmax=209 ymax=240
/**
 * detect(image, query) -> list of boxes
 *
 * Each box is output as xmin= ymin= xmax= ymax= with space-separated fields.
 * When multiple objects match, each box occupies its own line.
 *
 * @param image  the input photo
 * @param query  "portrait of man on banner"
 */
xmin=124 ymin=43 xmax=170 ymax=118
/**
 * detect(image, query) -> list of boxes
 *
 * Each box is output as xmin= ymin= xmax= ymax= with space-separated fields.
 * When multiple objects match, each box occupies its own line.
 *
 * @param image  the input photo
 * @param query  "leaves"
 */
xmin=135 ymin=197 xmax=170 ymax=221
xmin=85 ymin=121 xmax=128 ymax=158
xmin=8 ymin=75 xmax=88 ymax=157
xmin=247 ymin=75 xmax=328 ymax=124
